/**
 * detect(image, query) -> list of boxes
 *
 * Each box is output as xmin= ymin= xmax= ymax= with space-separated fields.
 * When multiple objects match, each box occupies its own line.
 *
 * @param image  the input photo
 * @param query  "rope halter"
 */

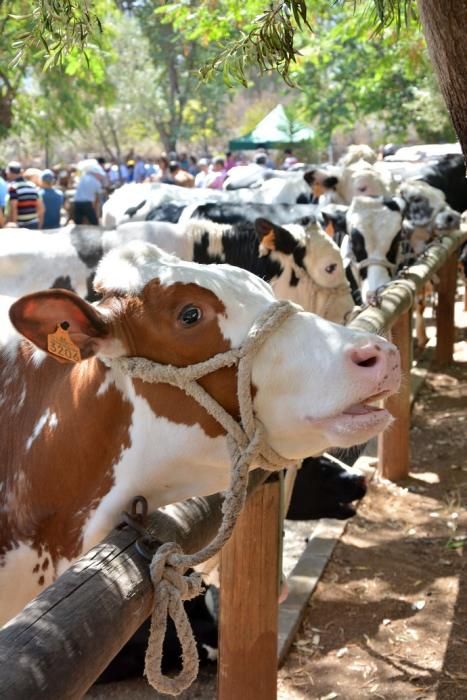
xmin=354 ymin=256 xmax=397 ymax=275
xmin=106 ymin=299 xmax=300 ymax=695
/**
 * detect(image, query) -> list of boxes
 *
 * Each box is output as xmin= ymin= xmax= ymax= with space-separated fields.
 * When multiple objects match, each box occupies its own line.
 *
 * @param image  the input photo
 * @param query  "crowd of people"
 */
xmin=0 ymin=148 xmax=300 ymax=229
xmin=0 ymin=162 xmax=64 ymax=230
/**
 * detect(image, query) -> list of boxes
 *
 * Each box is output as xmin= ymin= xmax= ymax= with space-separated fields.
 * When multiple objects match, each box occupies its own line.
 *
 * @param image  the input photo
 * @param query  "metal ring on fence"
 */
xmin=120 ymin=495 xmax=149 ymax=536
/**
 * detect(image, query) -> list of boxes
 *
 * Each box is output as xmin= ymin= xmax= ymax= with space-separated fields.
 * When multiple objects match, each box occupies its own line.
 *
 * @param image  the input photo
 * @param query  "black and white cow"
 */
xmin=303 ymin=160 xmax=393 ymax=207
xmin=187 ymin=201 xmax=318 ymax=227
xmin=286 ymin=454 xmax=367 ymax=520
xmin=102 ymin=176 xmax=312 ymax=228
xmin=398 ymin=179 xmax=461 ymax=257
xmin=0 ymin=222 xmax=193 ymax=302
xmin=414 ymin=154 xmax=467 ymax=214
xmin=184 ymin=217 xmax=354 ymax=323
xmin=343 ymin=196 xmax=405 ymax=303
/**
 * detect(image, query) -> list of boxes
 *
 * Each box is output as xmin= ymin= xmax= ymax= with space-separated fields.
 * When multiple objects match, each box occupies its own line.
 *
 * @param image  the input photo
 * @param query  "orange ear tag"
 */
xmin=47 ymin=322 xmax=81 ymax=363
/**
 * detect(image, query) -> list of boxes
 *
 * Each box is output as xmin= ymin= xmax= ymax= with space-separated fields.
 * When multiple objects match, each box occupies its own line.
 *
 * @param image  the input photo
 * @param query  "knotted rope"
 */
xmin=107 ymin=300 xmax=299 ymax=695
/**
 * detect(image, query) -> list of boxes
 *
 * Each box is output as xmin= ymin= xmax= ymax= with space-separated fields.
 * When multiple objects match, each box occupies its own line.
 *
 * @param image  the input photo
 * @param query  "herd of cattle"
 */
xmin=0 ymin=144 xmax=465 ymax=681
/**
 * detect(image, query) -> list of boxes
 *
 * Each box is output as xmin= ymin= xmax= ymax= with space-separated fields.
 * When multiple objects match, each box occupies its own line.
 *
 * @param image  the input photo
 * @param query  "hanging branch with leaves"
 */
xmin=10 ymin=0 xmax=103 ymax=68
xmin=10 ymin=0 xmax=415 ymax=81
xmin=200 ymin=1 xmax=311 ymax=87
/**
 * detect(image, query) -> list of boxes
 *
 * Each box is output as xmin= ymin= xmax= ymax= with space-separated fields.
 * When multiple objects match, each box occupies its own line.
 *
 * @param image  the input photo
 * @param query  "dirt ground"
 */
xmin=88 ymin=296 xmax=466 ymax=700
xmin=278 ymin=316 xmax=467 ymax=699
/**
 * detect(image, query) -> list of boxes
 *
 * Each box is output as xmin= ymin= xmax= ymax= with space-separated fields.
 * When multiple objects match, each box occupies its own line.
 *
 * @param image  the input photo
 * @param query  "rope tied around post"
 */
xmin=108 ymin=300 xmax=300 ymax=695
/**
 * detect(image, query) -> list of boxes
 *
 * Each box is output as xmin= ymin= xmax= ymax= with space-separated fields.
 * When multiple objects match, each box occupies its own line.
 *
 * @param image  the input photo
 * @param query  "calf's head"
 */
xmin=346 ymin=196 xmax=404 ymax=302
xmin=255 ymin=217 xmax=354 ymax=324
xmin=399 ymin=180 xmax=460 ymax=256
xmin=399 ymin=180 xmax=446 ymax=228
xmin=10 ymin=241 xmax=400 ymax=462
xmin=303 ymin=168 xmax=340 ymax=203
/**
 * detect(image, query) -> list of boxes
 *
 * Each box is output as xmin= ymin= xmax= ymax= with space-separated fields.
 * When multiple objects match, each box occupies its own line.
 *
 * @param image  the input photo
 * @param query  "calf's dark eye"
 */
xmin=325 ymin=263 xmax=337 ymax=274
xmin=179 ymin=305 xmax=202 ymax=325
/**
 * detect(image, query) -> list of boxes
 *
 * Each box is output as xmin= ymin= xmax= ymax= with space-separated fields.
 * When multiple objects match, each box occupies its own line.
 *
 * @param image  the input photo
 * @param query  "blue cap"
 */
xmin=41 ymin=169 xmax=55 ymax=182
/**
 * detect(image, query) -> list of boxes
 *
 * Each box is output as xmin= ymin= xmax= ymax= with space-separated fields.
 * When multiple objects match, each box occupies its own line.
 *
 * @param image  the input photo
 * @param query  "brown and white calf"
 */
xmin=0 ymin=241 xmax=400 ymax=625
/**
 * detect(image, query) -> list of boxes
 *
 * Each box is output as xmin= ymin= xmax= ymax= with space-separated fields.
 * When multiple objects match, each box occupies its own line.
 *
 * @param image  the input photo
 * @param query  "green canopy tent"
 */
xmin=228 ymin=104 xmax=314 ymax=151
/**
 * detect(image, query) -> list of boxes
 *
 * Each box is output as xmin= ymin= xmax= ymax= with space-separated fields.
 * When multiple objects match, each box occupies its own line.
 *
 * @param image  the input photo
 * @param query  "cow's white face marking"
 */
xmin=202 ymin=644 xmax=218 ymax=662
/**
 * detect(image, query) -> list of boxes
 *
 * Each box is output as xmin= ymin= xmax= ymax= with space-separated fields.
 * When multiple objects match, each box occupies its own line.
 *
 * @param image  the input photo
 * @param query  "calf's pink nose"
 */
xmin=348 ymin=343 xmax=383 ymax=369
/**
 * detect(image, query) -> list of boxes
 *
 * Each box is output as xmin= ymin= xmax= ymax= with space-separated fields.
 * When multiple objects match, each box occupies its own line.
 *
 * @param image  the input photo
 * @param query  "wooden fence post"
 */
xmin=378 ymin=309 xmax=412 ymax=481
xmin=218 ymin=477 xmax=281 ymax=700
xmin=436 ymin=253 xmax=458 ymax=366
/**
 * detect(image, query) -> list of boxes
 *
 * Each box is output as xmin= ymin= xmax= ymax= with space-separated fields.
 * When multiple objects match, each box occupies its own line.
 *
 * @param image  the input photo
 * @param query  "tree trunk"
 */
xmin=417 ymin=0 xmax=467 ymax=161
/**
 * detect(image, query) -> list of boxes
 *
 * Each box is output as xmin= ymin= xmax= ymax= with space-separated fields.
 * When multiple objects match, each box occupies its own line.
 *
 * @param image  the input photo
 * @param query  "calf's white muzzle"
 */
xmin=252 ymin=311 xmax=401 ymax=459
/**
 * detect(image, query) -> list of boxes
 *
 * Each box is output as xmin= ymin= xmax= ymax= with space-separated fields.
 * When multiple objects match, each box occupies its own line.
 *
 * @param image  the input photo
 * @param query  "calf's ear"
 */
xmin=9 ymin=289 xmax=114 ymax=362
xmin=323 ymin=176 xmax=339 ymax=189
xmin=320 ymin=211 xmax=339 ymax=237
xmin=255 ymin=218 xmax=298 ymax=255
xmin=303 ymin=170 xmax=316 ymax=185
xmin=383 ymin=196 xmax=406 ymax=214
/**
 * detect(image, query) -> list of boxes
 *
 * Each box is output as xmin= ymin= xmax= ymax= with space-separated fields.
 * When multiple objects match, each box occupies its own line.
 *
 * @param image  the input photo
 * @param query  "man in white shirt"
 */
xmin=73 ymin=162 xmax=107 ymax=225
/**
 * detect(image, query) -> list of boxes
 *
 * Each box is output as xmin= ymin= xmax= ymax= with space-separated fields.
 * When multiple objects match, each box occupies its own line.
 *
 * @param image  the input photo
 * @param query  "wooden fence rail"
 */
xmin=348 ymin=226 xmax=467 ymax=481
xmin=0 ymin=471 xmax=267 ymax=700
xmin=0 ymin=226 xmax=465 ymax=700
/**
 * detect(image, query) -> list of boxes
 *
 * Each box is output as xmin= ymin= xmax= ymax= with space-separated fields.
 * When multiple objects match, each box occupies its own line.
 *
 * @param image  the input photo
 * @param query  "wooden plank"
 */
xmin=378 ymin=310 xmax=412 ymax=481
xmin=277 ymin=455 xmax=377 ymax=665
xmin=435 ymin=253 xmax=458 ymax=366
xmin=218 ymin=477 xmax=281 ymax=700
xmin=277 ymin=518 xmax=346 ymax=666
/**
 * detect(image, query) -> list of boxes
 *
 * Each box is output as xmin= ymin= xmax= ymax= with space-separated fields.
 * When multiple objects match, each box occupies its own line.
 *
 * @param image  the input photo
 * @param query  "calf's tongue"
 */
xmin=343 ymin=403 xmax=380 ymax=415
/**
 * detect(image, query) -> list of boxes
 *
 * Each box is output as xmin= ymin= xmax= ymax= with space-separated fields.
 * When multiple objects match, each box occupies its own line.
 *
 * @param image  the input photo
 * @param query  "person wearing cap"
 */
xmin=6 ymin=161 xmax=44 ymax=229
xmin=40 ymin=169 xmax=64 ymax=229
xmin=72 ymin=161 xmax=107 ymax=225
xmin=194 ymin=157 xmax=210 ymax=188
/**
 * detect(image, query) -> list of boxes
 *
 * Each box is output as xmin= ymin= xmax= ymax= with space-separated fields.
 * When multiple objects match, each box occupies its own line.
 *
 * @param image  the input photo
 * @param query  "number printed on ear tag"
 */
xmin=47 ymin=324 xmax=81 ymax=363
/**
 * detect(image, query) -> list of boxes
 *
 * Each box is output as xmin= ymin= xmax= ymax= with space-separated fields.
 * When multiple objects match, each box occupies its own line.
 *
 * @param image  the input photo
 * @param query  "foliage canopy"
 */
xmin=1 ymin=0 xmax=454 ymax=159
